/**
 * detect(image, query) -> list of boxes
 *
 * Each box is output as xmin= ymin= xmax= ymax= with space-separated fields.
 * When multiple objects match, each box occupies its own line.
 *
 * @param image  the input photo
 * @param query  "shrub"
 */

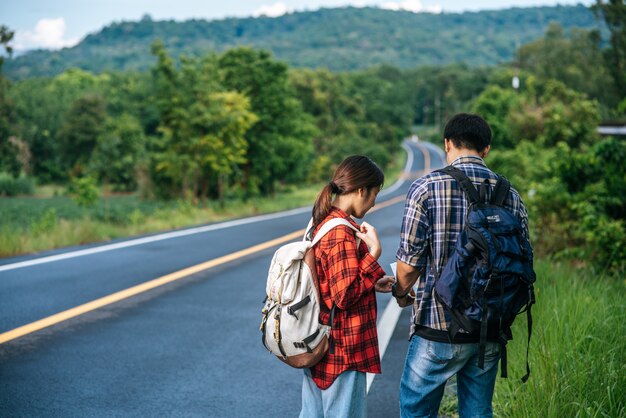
xmin=0 ymin=172 xmax=35 ymax=196
xmin=68 ymin=176 xmax=99 ymax=207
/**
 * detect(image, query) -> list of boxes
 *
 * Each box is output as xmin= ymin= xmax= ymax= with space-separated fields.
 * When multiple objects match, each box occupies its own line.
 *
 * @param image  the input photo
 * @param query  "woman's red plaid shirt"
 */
xmin=310 ymin=207 xmax=386 ymax=390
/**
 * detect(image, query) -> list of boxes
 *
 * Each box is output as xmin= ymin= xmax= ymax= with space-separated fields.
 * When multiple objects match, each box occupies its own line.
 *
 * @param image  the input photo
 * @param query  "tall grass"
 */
xmin=439 ymin=261 xmax=625 ymax=418
xmin=493 ymin=260 xmax=625 ymax=417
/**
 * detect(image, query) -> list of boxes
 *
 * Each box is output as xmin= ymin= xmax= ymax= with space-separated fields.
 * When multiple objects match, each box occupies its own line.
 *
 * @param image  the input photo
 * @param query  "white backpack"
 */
xmin=260 ymin=218 xmax=359 ymax=368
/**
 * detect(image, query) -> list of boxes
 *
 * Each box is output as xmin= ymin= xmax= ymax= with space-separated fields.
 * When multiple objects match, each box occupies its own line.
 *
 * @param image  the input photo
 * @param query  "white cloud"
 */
xmin=380 ymin=0 xmax=442 ymax=13
xmin=252 ymin=2 xmax=293 ymax=18
xmin=14 ymin=18 xmax=79 ymax=51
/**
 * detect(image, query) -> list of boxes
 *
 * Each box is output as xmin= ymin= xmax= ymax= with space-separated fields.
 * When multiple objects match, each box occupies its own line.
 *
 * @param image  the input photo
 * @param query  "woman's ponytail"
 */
xmin=312 ymin=182 xmax=335 ymax=228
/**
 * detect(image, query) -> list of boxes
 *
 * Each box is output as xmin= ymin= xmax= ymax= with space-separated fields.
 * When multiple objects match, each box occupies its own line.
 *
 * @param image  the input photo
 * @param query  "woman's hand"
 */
xmin=375 ymin=275 xmax=395 ymax=293
xmin=356 ymin=221 xmax=381 ymax=259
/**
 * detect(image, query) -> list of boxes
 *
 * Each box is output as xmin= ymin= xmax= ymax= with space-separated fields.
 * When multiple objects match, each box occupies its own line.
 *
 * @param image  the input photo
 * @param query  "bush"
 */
xmin=30 ymin=208 xmax=58 ymax=234
xmin=68 ymin=176 xmax=99 ymax=207
xmin=472 ymin=78 xmax=625 ymax=275
xmin=0 ymin=172 xmax=35 ymax=196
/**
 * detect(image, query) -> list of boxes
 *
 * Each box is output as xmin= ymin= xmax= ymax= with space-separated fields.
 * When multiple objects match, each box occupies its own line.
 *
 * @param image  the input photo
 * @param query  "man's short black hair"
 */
xmin=443 ymin=113 xmax=492 ymax=152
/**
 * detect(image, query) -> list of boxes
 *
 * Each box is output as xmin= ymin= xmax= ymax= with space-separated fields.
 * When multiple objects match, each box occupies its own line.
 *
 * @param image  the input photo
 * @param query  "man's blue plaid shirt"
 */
xmin=396 ymin=155 xmax=530 ymax=335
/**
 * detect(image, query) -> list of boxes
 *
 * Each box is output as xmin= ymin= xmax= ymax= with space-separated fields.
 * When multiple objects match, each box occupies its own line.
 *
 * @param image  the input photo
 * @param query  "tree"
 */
xmin=9 ymin=69 xmax=108 ymax=181
xmin=537 ymin=80 xmax=601 ymax=148
xmin=516 ymin=23 xmax=618 ymax=109
xmin=219 ymin=48 xmax=314 ymax=195
xmin=593 ymin=0 xmax=626 ymax=99
xmin=57 ymin=94 xmax=107 ymax=175
xmin=151 ymin=42 xmax=258 ymax=200
xmin=90 ymin=114 xmax=147 ymax=191
xmin=289 ymin=67 xmax=413 ymax=180
xmin=471 ymin=85 xmax=520 ymax=149
xmin=0 ymin=25 xmax=18 ymax=175
xmin=0 ymin=25 xmax=13 ymax=69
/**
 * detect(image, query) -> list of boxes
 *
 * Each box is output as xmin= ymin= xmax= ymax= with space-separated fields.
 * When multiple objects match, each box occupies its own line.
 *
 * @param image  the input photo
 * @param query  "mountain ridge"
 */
xmin=5 ymin=5 xmax=603 ymax=79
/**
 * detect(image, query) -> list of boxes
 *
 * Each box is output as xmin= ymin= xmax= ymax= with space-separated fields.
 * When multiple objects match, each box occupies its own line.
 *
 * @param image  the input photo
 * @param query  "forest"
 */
xmin=4 ymin=5 xmax=604 ymax=78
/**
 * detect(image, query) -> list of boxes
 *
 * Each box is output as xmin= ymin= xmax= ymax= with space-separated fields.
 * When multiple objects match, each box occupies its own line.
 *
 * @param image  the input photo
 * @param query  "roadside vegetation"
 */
xmin=439 ymin=260 xmax=625 ymax=418
xmin=0 ymin=186 xmax=321 ymax=257
xmin=0 ymin=150 xmax=407 ymax=257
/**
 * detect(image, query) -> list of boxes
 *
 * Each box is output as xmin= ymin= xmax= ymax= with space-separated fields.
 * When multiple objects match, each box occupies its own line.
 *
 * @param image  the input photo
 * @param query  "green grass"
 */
xmin=439 ymin=260 xmax=626 ymax=418
xmin=0 ymin=187 xmax=321 ymax=257
xmin=0 ymin=149 xmax=407 ymax=257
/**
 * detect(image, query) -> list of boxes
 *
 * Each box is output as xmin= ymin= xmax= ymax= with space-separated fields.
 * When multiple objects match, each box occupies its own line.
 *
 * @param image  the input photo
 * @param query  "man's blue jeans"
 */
xmin=300 ymin=369 xmax=366 ymax=418
xmin=400 ymin=335 xmax=501 ymax=418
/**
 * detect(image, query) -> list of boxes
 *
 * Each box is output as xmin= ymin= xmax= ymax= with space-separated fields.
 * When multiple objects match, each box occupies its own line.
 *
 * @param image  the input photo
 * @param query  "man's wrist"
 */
xmin=391 ymin=282 xmax=411 ymax=299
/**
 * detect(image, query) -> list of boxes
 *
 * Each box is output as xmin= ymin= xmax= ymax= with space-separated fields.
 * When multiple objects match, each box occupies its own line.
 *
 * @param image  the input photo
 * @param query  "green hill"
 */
xmin=5 ymin=5 xmax=603 ymax=79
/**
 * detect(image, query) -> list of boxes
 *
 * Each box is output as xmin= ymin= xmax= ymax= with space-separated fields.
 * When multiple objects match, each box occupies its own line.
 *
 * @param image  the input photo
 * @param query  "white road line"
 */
xmin=367 ymin=298 xmax=404 ymax=393
xmin=379 ymin=142 xmax=414 ymax=197
xmin=365 ymin=140 xmax=431 ymax=394
xmin=0 ymin=142 xmax=417 ymax=274
xmin=0 ymin=207 xmax=310 ymax=273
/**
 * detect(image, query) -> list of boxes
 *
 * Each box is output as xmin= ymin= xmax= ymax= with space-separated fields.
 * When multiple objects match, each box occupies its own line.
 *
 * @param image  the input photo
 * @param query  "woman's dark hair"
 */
xmin=443 ymin=113 xmax=492 ymax=152
xmin=312 ymin=155 xmax=384 ymax=228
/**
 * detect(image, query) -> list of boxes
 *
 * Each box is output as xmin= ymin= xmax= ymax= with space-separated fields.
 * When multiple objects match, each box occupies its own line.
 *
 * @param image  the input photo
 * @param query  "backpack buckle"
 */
xmin=287 ymin=306 xmax=299 ymax=320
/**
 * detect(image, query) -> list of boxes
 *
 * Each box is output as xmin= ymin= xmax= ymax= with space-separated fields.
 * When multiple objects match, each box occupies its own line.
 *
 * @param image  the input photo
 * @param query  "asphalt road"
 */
xmin=0 ymin=140 xmax=446 ymax=417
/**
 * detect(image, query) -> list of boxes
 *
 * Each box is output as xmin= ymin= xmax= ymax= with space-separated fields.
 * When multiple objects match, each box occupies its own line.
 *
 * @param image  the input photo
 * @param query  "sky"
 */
xmin=1 ymin=0 xmax=594 ymax=52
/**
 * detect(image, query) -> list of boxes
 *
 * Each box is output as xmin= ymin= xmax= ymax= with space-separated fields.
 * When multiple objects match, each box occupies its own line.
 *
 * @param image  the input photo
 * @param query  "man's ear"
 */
xmin=481 ymin=145 xmax=491 ymax=158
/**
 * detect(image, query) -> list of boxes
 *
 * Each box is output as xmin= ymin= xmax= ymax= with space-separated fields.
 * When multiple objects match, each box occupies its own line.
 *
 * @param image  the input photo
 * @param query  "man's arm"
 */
xmin=395 ymin=261 xmax=420 ymax=295
xmin=395 ymin=178 xmax=430 ymax=307
xmin=393 ymin=261 xmax=422 ymax=307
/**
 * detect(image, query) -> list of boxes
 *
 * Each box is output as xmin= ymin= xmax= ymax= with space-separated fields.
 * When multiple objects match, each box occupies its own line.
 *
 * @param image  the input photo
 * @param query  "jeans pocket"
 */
xmin=425 ymin=340 xmax=456 ymax=364
xmin=483 ymin=342 xmax=501 ymax=363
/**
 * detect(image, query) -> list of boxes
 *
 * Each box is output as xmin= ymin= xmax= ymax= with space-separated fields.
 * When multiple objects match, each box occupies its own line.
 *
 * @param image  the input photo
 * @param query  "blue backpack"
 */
xmin=434 ymin=166 xmax=536 ymax=382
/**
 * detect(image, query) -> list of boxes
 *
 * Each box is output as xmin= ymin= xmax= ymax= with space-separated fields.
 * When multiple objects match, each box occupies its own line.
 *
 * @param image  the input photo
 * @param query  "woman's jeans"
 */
xmin=400 ymin=335 xmax=501 ymax=418
xmin=300 ymin=369 xmax=366 ymax=418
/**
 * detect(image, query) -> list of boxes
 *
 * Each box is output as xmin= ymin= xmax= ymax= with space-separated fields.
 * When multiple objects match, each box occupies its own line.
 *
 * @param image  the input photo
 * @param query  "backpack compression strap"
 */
xmin=491 ymin=175 xmax=511 ymax=206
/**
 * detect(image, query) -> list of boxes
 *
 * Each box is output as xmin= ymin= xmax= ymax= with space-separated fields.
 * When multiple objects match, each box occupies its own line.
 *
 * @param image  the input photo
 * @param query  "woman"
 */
xmin=300 ymin=155 xmax=395 ymax=418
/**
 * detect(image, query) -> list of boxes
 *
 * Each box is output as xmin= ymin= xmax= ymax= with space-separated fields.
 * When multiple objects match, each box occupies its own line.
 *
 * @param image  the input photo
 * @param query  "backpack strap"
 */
xmin=491 ymin=175 xmax=511 ymax=206
xmin=437 ymin=166 xmax=481 ymax=205
xmin=307 ymin=217 xmax=360 ymax=355
xmin=521 ymin=284 xmax=535 ymax=383
xmin=479 ymin=179 xmax=491 ymax=204
xmin=309 ymin=218 xmax=359 ymax=247
xmin=304 ymin=218 xmax=314 ymax=241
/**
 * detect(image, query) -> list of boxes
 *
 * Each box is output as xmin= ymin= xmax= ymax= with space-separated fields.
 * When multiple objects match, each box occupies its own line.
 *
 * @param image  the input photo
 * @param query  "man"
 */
xmin=392 ymin=113 xmax=530 ymax=417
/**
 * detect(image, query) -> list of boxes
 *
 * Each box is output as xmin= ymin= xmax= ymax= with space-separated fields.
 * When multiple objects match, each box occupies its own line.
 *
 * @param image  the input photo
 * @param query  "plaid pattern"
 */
xmin=396 ymin=156 xmax=530 ymax=335
xmin=310 ymin=207 xmax=386 ymax=390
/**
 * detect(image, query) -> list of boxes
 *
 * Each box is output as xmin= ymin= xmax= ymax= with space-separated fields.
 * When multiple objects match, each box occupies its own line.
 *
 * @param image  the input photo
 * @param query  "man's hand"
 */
xmin=375 ymin=275 xmax=395 ymax=293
